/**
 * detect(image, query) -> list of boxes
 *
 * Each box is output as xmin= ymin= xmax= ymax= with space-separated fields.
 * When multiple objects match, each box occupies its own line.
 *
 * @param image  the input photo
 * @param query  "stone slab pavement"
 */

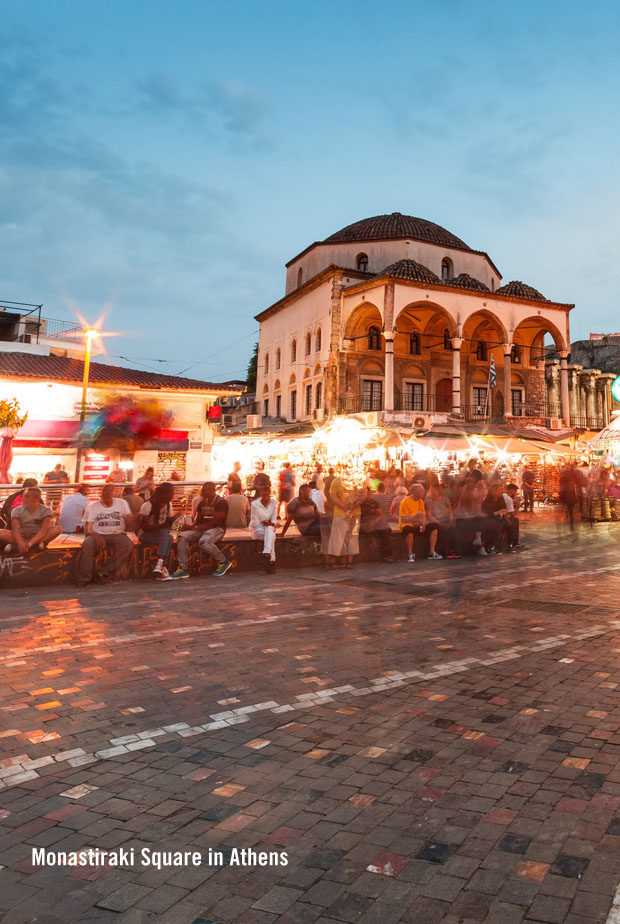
xmin=1 ymin=515 xmax=620 ymax=924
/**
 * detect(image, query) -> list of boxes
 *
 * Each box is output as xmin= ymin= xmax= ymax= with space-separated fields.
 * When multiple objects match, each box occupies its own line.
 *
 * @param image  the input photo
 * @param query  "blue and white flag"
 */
xmin=489 ymin=355 xmax=497 ymax=387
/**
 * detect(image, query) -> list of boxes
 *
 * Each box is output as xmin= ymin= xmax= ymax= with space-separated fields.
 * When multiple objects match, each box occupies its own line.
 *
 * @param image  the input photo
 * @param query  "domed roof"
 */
xmin=376 ymin=259 xmax=441 ymax=284
xmin=447 ymin=273 xmax=490 ymax=292
xmin=324 ymin=212 xmax=472 ymax=251
xmin=496 ymin=280 xmax=547 ymax=302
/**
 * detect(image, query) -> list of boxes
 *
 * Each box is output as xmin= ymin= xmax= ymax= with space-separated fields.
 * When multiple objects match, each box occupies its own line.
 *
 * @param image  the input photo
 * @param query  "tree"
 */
xmin=0 ymin=398 xmax=28 ymax=430
xmin=246 ymin=341 xmax=258 ymax=392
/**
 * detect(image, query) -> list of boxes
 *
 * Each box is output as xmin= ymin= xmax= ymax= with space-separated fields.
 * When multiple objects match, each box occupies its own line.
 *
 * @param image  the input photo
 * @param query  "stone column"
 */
xmin=585 ymin=372 xmax=597 ymax=426
xmin=451 ymin=338 xmax=463 ymax=416
xmin=568 ymin=366 xmax=580 ymax=421
xmin=384 ymin=331 xmax=394 ymax=411
xmin=503 ymin=343 xmax=512 ymax=418
xmin=559 ymin=351 xmax=570 ymax=426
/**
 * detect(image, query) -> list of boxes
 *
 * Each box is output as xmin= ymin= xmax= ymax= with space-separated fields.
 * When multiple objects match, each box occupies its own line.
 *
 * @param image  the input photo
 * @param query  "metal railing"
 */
xmin=43 ymin=318 xmax=84 ymax=340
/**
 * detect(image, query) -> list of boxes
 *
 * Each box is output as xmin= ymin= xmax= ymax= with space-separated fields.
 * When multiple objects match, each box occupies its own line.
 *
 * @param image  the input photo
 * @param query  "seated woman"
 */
xmin=2 ymin=486 xmax=61 ymax=553
xmin=138 ymin=482 xmax=175 ymax=580
xmin=480 ymin=481 xmax=506 ymax=554
xmin=251 ymin=484 xmax=278 ymax=573
xmin=454 ymin=481 xmax=488 ymax=556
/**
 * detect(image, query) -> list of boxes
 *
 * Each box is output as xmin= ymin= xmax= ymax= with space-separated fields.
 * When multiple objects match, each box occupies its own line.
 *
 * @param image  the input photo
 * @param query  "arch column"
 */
xmin=384 ymin=331 xmax=395 ymax=411
xmin=559 ymin=351 xmax=570 ymax=427
xmin=584 ymin=372 xmax=597 ymax=426
xmin=503 ymin=343 xmax=512 ymax=418
xmin=451 ymin=338 xmax=463 ymax=416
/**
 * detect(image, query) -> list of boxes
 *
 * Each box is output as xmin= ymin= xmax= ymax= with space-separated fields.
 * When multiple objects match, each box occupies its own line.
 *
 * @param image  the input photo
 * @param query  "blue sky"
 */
xmin=2 ymin=0 xmax=619 ymax=381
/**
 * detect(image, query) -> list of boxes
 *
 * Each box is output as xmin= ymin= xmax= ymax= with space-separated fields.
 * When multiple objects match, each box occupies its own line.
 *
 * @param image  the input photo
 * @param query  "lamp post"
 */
xmin=74 ymin=328 xmax=100 ymax=482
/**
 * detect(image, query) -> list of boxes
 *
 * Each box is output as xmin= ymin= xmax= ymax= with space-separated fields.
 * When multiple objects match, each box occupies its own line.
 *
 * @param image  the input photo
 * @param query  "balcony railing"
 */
xmin=43 ymin=318 xmax=84 ymax=340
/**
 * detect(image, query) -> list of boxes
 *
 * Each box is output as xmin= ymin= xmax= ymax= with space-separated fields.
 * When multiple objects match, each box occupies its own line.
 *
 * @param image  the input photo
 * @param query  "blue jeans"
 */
xmin=140 ymin=529 xmax=173 ymax=562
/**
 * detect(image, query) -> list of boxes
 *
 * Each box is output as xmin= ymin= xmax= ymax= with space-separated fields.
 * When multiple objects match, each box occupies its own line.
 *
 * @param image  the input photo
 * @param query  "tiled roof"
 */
xmin=447 ymin=273 xmax=490 ymax=292
xmin=323 ymin=212 xmax=472 ymax=251
xmin=0 ymin=352 xmax=242 ymax=392
xmin=495 ymin=280 xmax=547 ymax=302
xmin=375 ymin=259 xmax=441 ymax=284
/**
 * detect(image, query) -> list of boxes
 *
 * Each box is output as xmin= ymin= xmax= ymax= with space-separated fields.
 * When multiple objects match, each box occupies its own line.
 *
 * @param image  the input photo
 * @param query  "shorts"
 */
xmin=279 ymin=488 xmax=293 ymax=503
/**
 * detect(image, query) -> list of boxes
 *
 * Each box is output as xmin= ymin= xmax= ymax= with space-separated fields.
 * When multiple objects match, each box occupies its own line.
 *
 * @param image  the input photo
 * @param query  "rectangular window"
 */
xmin=315 ymin=382 xmax=322 ymax=410
xmin=305 ymin=384 xmax=312 ymax=416
xmin=511 ymin=389 xmax=523 ymax=416
xmin=404 ymin=382 xmax=424 ymax=411
xmin=362 ymin=379 xmax=383 ymax=411
xmin=472 ymin=387 xmax=488 ymax=415
xmin=263 ymin=399 xmax=269 ymax=417
xmin=290 ymin=390 xmax=297 ymax=420
xmin=275 ymin=394 xmax=281 ymax=418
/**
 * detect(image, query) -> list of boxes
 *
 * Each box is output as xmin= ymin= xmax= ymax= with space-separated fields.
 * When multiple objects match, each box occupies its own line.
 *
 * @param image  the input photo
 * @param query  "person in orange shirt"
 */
xmin=399 ymin=484 xmax=427 ymax=563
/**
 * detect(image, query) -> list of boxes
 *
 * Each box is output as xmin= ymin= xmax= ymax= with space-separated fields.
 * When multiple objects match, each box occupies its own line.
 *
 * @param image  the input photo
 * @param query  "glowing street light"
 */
xmin=75 ymin=327 xmax=101 ymax=482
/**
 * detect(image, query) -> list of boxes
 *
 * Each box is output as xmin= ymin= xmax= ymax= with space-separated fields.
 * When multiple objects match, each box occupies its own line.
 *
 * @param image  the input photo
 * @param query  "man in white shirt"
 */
xmin=59 ymin=485 xmax=89 ymax=533
xmin=76 ymin=483 xmax=133 ymax=587
xmin=502 ymin=483 xmax=521 ymax=551
xmin=310 ymin=463 xmax=325 ymax=492
xmin=250 ymin=484 xmax=278 ymax=573
xmin=309 ymin=480 xmax=326 ymax=514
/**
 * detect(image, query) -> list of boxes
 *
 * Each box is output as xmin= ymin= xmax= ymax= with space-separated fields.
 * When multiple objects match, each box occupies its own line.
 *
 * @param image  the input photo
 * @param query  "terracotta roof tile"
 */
xmin=447 ymin=273 xmax=490 ymax=292
xmin=0 ymin=353 xmax=242 ymax=392
xmin=375 ymin=258 xmax=441 ymax=284
xmin=495 ymin=280 xmax=547 ymax=302
xmin=324 ymin=212 xmax=472 ymax=251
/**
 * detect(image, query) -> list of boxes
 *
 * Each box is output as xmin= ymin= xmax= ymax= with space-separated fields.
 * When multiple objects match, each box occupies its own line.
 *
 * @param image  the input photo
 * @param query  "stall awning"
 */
xmin=475 ymin=435 xmax=578 ymax=456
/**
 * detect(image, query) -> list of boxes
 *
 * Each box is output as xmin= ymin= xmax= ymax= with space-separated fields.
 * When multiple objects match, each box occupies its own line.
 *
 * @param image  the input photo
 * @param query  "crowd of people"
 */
xmin=0 ymin=456 xmax=617 ymax=586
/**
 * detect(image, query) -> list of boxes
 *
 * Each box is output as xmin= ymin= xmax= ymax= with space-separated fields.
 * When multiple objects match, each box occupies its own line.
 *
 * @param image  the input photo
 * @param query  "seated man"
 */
xmin=480 ymin=481 xmax=506 ymax=554
xmin=251 ymin=484 xmax=278 ymax=573
xmin=399 ymin=484 xmax=429 ymax=563
xmin=225 ymin=481 xmax=250 ymax=527
xmin=122 ymin=485 xmax=144 ymax=532
xmin=2 ymin=486 xmax=61 ymax=553
xmin=171 ymin=481 xmax=231 ymax=578
xmin=281 ymin=484 xmax=320 ymax=538
xmin=59 ymin=484 xmax=89 ymax=533
xmin=76 ymin=483 xmax=133 ymax=586
xmin=425 ymin=482 xmax=459 ymax=559
xmin=360 ymin=488 xmax=393 ymax=561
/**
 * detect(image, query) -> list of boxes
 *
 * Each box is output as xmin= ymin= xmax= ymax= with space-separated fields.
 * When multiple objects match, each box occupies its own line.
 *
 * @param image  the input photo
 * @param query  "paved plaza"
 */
xmin=1 ymin=517 xmax=620 ymax=924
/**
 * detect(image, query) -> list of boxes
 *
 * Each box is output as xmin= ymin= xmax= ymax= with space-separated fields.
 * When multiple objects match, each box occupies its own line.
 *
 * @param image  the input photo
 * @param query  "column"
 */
xmin=559 ymin=351 xmax=570 ymax=427
xmin=384 ymin=331 xmax=394 ymax=411
xmin=585 ymin=373 xmax=597 ymax=426
xmin=503 ymin=343 xmax=512 ymax=418
xmin=451 ymin=338 xmax=463 ymax=416
xmin=569 ymin=367 xmax=580 ymax=421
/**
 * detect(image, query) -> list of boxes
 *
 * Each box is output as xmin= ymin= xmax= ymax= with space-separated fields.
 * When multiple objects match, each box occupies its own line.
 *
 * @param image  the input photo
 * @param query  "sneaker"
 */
xmin=407 ymin=554 xmax=415 ymax=563
xmin=478 ymin=547 xmax=488 ymax=557
xmin=153 ymin=559 xmax=164 ymax=575
xmin=427 ymin=551 xmax=442 ymax=560
xmin=447 ymin=553 xmax=461 ymax=559
xmin=489 ymin=548 xmax=501 ymax=555
xmin=473 ymin=537 xmax=482 ymax=547
xmin=156 ymin=566 xmax=173 ymax=581
xmin=213 ymin=560 xmax=232 ymax=577
xmin=3 ymin=543 xmax=13 ymax=553
xmin=169 ymin=567 xmax=189 ymax=580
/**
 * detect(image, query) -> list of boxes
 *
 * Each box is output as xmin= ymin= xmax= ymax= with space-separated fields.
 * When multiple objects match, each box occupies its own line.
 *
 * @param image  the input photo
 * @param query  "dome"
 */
xmin=496 ymin=280 xmax=547 ymax=302
xmin=446 ymin=273 xmax=490 ymax=292
xmin=376 ymin=259 xmax=441 ymax=284
xmin=324 ymin=212 xmax=472 ymax=251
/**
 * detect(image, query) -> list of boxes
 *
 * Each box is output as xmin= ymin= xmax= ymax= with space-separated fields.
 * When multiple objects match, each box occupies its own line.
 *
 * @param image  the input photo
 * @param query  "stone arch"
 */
xmin=262 ymin=383 xmax=269 ymax=394
xmin=289 ymin=373 xmax=296 ymax=385
xmin=512 ymin=315 xmax=567 ymax=359
xmin=314 ymin=363 xmax=321 ymax=375
xmin=360 ymin=359 xmax=384 ymax=375
xmin=462 ymin=308 xmax=509 ymax=349
xmin=303 ymin=367 xmax=311 ymax=380
xmin=273 ymin=378 xmax=281 ymax=391
xmin=395 ymin=301 xmax=458 ymax=352
xmin=403 ymin=363 xmax=424 ymax=377
xmin=343 ymin=301 xmax=382 ymax=342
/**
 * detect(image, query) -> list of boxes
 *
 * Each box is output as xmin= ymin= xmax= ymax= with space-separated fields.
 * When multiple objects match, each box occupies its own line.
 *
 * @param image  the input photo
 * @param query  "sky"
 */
xmin=2 ymin=0 xmax=620 ymax=382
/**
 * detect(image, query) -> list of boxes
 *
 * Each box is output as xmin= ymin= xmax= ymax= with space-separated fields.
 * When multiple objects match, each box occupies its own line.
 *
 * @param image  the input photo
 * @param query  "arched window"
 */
xmin=511 ymin=344 xmax=521 ymax=364
xmin=291 ymin=339 xmax=297 ymax=362
xmin=441 ymin=258 xmax=453 ymax=281
xmin=297 ymin=267 xmax=303 ymax=288
xmin=315 ymin=327 xmax=321 ymax=352
xmin=315 ymin=381 xmax=322 ymax=410
xmin=305 ymin=332 xmax=311 ymax=356
xmin=264 ymin=353 xmax=269 ymax=374
xmin=368 ymin=326 xmax=381 ymax=351
xmin=443 ymin=329 xmax=451 ymax=350
xmin=356 ymin=252 xmax=369 ymax=272
xmin=275 ymin=348 xmax=281 ymax=370
xmin=409 ymin=332 xmax=420 ymax=355
xmin=476 ymin=340 xmax=487 ymax=361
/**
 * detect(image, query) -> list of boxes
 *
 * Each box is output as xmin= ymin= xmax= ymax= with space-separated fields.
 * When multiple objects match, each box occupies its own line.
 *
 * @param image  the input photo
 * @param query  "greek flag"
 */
xmin=489 ymin=355 xmax=497 ymax=387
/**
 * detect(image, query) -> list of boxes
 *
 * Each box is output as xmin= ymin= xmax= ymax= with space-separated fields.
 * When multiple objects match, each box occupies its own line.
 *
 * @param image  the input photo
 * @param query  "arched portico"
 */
xmin=513 ymin=316 xmax=570 ymax=423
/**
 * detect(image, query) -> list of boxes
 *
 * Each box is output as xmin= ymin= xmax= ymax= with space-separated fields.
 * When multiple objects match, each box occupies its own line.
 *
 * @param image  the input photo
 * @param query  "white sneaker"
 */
xmin=428 ymin=552 xmax=442 ymax=560
xmin=478 ymin=547 xmax=488 ymax=556
xmin=153 ymin=559 xmax=164 ymax=575
xmin=156 ymin=566 xmax=172 ymax=581
xmin=408 ymin=554 xmax=415 ymax=563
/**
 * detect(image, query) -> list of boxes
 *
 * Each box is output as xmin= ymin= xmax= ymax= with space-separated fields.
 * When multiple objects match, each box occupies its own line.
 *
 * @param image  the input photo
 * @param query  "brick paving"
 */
xmin=1 ymin=517 xmax=620 ymax=924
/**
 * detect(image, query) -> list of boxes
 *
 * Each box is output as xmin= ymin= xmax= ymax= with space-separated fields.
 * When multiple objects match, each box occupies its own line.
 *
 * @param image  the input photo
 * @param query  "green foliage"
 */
xmin=0 ymin=398 xmax=28 ymax=430
xmin=246 ymin=341 xmax=258 ymax=392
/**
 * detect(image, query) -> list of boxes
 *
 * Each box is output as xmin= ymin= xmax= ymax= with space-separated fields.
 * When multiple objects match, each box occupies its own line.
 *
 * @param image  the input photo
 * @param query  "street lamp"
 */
xmin=74 ymin=327 xmax=100 ymax=482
